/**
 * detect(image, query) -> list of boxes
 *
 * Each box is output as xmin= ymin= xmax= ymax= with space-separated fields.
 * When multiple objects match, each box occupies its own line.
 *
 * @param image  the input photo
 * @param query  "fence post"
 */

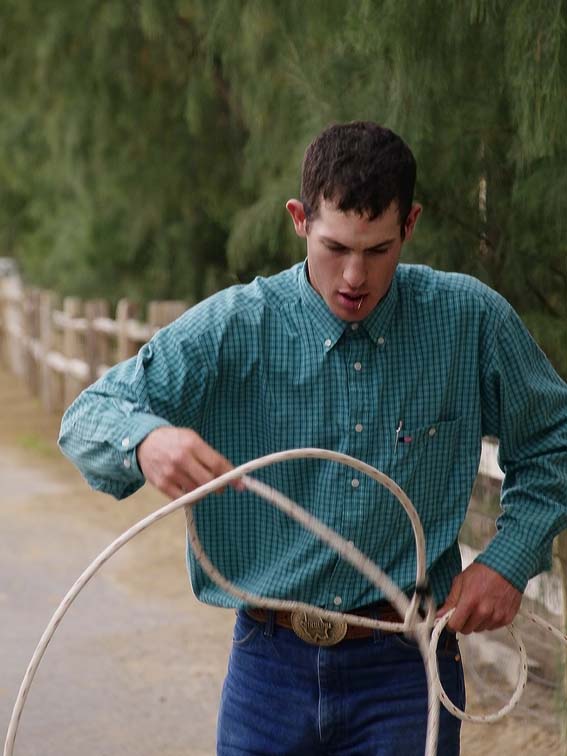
xmin=85 ymin=299 xmax=110 ymax=382
xmin=62 ymin=297 xmax=83 ymax=409
xmin=147 ymin=300 xmax=187 ymax=330
xmin=22 ymin=287 xmax=41 ymax=395
xmin=39 ymin=291 xmax=60 ymax=412
xmin=1 ymin=275 xmax=25 ymax=375
xmin=116 ymin=299 xmax=139 ymax=362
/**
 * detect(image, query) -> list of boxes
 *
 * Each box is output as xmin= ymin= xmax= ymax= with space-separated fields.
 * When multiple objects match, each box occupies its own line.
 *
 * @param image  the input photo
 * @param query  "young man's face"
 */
xmin=287 ymin=198 xmax=421 ymax=321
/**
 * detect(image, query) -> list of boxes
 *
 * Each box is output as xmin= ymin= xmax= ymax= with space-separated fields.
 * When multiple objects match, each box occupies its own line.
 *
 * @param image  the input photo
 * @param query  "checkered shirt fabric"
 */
xmin=59 ymin=262 xmax=567 ymax=608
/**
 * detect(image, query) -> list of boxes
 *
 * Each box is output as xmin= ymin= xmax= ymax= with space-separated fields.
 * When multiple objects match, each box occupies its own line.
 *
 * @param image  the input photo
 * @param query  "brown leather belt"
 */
xmin=246 ymin=603 xmax=403 ymax=646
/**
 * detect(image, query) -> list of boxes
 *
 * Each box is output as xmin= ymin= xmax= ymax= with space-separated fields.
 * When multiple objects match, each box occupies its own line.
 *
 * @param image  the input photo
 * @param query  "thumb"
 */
xmin=436 ymin=574 xmax=463 ymax=619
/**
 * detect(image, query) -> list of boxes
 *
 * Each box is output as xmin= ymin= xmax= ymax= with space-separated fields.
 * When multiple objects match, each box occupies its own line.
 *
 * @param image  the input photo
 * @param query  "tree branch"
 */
xmin=549 ymin=263 xmax=567 ymax=283
xmin=526 ymin=280 xmax=562 ymax=318
xmin=419 ymin=190 xmax=493 ymax=246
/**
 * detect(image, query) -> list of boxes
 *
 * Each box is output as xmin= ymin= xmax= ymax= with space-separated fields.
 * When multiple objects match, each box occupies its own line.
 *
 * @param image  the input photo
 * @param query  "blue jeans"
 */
xmin=217 ymin=610 xmax=465 ymax=755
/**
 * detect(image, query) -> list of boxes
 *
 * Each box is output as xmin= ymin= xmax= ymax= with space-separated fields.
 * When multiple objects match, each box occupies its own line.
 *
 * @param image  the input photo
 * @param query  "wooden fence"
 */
xmin=0 ymin=273 xmax=187 ymax=413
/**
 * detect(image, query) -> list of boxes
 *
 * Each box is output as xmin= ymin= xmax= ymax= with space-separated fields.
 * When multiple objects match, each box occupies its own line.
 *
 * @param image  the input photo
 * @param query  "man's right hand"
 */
xmin=136 ymin=427 xmax=242 ymax=500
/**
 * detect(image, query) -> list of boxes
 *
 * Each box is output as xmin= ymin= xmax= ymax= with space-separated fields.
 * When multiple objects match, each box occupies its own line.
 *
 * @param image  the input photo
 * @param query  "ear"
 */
xmin=403 ymin=203 xmax=422 ymax=242
xmin=286 ymin=199 xmax=308 ymax=238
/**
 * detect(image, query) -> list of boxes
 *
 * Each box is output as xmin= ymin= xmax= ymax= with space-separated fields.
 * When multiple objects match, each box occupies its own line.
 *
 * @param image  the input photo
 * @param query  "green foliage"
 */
xmin=0 ymin=1 xmax=244 ymax=302
xmin=0 ymin=1 xmax=565 ymax=375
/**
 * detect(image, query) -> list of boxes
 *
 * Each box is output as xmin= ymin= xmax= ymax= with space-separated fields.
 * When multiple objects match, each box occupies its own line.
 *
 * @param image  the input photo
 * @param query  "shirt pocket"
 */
xmin=386 ymin=417 xmax=463 ymax=491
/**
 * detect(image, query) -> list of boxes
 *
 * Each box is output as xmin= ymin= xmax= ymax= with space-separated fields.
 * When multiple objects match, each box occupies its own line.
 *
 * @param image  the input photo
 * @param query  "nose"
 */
xmin=343 ymin=255 xmax=366 ymax=290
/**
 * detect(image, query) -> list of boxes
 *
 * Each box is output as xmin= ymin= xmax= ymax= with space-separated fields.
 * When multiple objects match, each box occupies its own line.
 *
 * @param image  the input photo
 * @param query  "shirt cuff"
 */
xmin=473 ymin=532 xmax=542 ymax=593
xmin=113 ymin=413 xmax=172 ymax=476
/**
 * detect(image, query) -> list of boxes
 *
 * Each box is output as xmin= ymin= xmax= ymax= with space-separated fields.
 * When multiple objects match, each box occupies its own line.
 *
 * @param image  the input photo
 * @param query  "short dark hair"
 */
xmin=300 ymin=121 xmax=416 ymax=231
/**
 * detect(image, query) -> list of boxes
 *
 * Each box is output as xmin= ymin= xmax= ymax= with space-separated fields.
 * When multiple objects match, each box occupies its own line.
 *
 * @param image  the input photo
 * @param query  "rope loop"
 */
xmin=4 ymin=448 xmax=565 ymax=756
xmin=429 ymin=609 xmax=529 ymax=723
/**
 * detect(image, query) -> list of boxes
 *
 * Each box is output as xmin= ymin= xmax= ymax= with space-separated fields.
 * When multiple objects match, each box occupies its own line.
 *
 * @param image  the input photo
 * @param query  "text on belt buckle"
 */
xmin=290 ymin=610 xmax=348 ymax=646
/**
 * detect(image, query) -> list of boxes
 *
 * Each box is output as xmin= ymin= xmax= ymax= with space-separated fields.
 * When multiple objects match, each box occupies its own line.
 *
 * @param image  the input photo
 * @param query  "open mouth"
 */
xmin=338 ymin=292 xmax=366 ymax=311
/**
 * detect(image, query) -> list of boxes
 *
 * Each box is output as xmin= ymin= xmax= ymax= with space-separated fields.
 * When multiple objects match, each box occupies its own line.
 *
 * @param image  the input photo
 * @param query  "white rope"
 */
xmin=429 ymin=609 xmax=529 ymax=723
xmin=3 ymin=448 xmax=566 ymax=756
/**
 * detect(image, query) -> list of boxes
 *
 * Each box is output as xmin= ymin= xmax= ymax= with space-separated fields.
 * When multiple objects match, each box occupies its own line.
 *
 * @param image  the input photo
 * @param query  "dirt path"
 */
xmin=0 ymin=368 xmax=233 ymax=755
xmin=0 ymin=366 xmax=562 ymax=755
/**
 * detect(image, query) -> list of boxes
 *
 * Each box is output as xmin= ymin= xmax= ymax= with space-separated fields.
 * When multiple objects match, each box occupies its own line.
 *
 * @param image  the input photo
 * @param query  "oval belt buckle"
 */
xmin=290 ymin=610 xmax=348 ymax=646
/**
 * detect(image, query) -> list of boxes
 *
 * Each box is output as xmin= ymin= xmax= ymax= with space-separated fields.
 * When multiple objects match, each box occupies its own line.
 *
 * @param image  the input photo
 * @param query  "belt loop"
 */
xmin=263 ymin=610 xmax=275 ymax=638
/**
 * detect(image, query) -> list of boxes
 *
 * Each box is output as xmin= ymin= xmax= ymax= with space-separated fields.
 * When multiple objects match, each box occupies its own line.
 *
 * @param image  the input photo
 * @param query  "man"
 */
xmin=59 ymin=121 xmax=567 ymax=754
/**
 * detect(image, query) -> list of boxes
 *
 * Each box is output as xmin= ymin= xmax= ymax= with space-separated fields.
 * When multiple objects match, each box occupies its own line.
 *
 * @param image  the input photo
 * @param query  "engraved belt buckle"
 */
xmin=290 ymin=610 xmax=348 ymax=646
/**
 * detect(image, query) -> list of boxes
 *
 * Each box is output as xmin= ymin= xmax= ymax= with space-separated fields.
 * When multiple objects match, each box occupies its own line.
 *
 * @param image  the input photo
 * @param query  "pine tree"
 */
xmin=0 ymin=1 xmax=245 ymax=302
xmin=193 ymin=0 xmax=567 ymax=374
xmin=0 ymin=0 xmax=565 ymax=374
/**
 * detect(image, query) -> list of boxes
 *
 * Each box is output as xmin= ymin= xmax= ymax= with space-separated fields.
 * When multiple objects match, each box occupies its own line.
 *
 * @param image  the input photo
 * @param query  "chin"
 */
xmin=335 ymin=308 xmax=362 ymax=322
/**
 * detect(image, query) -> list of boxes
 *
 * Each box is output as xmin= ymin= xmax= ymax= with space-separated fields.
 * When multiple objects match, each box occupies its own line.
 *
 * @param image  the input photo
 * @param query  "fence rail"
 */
xmin=0 ymin=274 xmax=187 ymax=412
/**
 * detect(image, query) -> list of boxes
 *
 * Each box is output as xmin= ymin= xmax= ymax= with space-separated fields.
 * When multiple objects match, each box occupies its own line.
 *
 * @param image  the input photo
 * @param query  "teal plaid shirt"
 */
xmin=59 ymin=262 xmax=567 ymax=609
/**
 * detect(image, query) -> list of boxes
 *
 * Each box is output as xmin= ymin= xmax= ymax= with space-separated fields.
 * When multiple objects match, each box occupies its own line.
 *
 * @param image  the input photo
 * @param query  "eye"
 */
xmin=368 ymin=247 xmax=390 ymax=256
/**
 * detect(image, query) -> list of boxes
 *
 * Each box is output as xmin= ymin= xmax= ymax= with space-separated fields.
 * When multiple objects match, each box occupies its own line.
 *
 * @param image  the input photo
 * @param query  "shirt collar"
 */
xmin=298 ymin=261 xmax=399 ymax=347
xmin=298 ymin=261 xmax=345 ymax=348
xmin=363 ymin=273 xmax=399 ymax=345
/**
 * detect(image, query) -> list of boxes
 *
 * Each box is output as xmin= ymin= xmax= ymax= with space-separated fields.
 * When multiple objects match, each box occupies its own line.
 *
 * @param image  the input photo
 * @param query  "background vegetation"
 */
xmin=0 ymin=0 xmax=565 ymax=375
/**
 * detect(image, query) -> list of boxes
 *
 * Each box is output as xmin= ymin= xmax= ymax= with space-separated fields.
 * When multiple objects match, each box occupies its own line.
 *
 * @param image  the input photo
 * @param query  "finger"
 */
xmin=180 ymin=455 xmax=241 ymax=496
xmin=182 ymin=456 xmax=225 ymax=492
xmin=458 ymin=613 xmax=484 ymax=635
xmin=166 ymin=461 xmax=240 ymax=499
xmin=436 ymin=577 xmax=462 ymax=619
xmin=190 ymin=439 xmax=244 ymax=491
xmin=483 ymin=612 xmax=512 ymax=632
xmin=230 ymin=477 xmax=246 ymax=492
xmin=473 ymin=621 xmax=491 ymax=633
xmin=190 ymin=434 xmax=231 ymax=472
xmin=446 ymin=598 xmax=475 ymax=634
xmin=175 ymin=471 xmax=209 ymax=497
xmin=160 ymin=480 xmax=188 ymax=501
xmin=457 ymin=603 xmax=497 ymax=634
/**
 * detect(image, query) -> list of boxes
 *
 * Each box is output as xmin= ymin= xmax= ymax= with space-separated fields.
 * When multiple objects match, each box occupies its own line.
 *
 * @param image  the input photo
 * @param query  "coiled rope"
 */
xmin=4 ymin=448 xmax=566 ymax=756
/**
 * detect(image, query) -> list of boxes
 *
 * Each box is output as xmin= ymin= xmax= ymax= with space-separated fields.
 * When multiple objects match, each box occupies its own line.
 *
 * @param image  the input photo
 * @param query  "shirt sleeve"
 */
xmin=58 ymin=316 xmax=211 ymax=499
xmin=476 ymin=306 xmax=567 ymax=591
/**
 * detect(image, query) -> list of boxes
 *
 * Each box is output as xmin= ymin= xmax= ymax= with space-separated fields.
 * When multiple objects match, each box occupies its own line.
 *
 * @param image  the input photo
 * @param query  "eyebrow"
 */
xmin=320 ymin=235 xmax=396 ymax=252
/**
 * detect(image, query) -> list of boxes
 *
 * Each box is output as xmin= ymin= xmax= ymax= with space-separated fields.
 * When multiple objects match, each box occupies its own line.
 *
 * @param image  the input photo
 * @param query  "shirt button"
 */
xmin=333 ymin=596 xmax=342 ymax=606
xmin=351 ymin=323 xmax=359 ymax=331
xmin=355 ymin=423 xmax=363 ymax=432
xmin=428 ymin=427 xmax=437 ymax=437
xmin=354 ymin=361 xmax=362 ymax=371
xmin=351 ymin=478 xmax=360 ymax=488
xmin=324 ymin=338 xmax=332 ymax=348
xmin=121 ymin=437 xmax=130 ymax=448
xmin=377 ymin=336 xmax=385 ymax=345
xmin=123 ymin=458 xmax=131 ymax=469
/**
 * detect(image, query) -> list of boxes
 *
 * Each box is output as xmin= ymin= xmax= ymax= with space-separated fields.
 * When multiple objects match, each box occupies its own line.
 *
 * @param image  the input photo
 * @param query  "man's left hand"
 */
xmin=436 ymin=563 xmax=522 ymax=634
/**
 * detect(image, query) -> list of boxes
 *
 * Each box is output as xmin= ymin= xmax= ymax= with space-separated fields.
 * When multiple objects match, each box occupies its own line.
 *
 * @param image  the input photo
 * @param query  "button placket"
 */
xmin=347 ymin=337 xmax=371 ymax=472
xmin=343 ymin=336 xmax=373 ymax=552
